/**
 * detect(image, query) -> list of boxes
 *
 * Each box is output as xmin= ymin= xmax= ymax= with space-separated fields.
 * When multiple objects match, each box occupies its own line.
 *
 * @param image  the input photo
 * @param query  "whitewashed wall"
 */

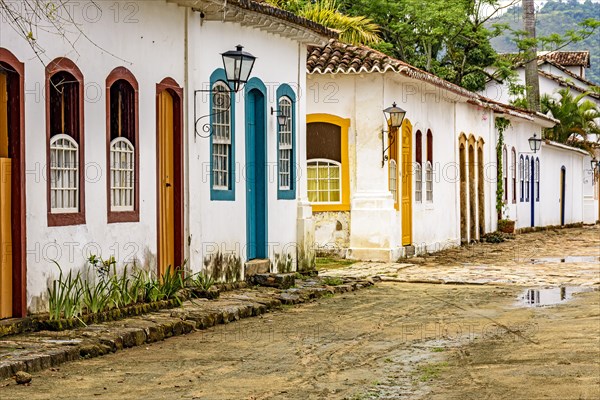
xmin=538 ymin=143 xmax=585 ymax=226
xmin=187 ymin=18 xmax=311 ymax=274
xmin=1 ymin=0 xmax=186 ymax=312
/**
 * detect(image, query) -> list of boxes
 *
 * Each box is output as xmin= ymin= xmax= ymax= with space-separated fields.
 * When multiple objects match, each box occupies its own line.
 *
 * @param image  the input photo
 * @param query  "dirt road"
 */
xmin=1 ymin=282 xmax=598 ymax=400
xmin=1 ymin=227 xmax=599 ymax=399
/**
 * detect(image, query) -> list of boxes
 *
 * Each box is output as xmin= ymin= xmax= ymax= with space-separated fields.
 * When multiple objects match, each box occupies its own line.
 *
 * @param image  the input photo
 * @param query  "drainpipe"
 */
xmin=184 ymin=7 xmax=191 ymax=272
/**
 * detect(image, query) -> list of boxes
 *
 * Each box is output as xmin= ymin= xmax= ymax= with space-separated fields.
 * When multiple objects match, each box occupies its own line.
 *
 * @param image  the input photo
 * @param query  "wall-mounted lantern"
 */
xmin=590 ymin=156 xmax=598 ymax=172
xmin=194 ymin=45 xmax=257 ymax=139
xmin=221 ymin=45 xmax=257 ymax=93
xmin=528 ymin=133 xmax=542 ymax=153
xmin=382 ymin=102 xmax=407 ymax=167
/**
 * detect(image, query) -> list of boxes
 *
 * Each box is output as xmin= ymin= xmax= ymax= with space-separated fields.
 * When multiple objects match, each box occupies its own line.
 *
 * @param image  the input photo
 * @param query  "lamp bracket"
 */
xmin=381 ymin=129 xmax=396 ymax=167
xmin=193 ymin=88 xmax=233 ymax=140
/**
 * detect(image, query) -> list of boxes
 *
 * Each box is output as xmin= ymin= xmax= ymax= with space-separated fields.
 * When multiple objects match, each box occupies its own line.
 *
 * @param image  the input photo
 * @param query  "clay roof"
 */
xmin=542 ymin=59 xmax=599 ymax=87
xmin=542 ymin=51 xmax=590 ymax=67
xmin=307 ymin=40 xmax=558 ymax=125
xmin=498 ymin=51 xmax=591 ymax=68
xmin=538 ymin=70 xmax=600 ymax=100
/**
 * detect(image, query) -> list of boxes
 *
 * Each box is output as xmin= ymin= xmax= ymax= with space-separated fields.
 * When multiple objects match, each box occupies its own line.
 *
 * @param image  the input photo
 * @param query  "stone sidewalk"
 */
xmin=321 ymin=226 xmax=600 ymax=287
xmin=0 ymin=277 xmax=373 ymax=381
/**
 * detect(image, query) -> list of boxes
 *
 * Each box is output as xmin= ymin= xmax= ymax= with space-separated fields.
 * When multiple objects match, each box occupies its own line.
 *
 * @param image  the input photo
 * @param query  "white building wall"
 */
xmin=187 ymin=18 xmax=310 ymax=275
xmin=1 ymin=0 xmax=186 ymax=312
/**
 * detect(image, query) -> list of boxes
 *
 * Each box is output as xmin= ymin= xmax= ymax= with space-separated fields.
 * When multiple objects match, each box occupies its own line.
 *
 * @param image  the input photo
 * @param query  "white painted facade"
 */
xmin=306 ymin=72 xmax=502 ymax=261
xmin=0 ymin=0 xmax=327 ymax=314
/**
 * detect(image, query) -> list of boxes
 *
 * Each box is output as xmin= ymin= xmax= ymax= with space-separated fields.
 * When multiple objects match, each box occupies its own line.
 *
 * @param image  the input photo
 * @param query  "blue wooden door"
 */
xmin=245 ymin=89 xmax=268 ymax=260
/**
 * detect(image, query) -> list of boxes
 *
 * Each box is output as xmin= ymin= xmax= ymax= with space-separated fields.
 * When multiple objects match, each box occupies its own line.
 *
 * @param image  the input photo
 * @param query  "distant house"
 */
xmin=306 ymin=40 xmax=568 ymax=262
xmin=0 ymin=0 xmax=333 ymax=317
xmin=482 ymin=50 xmax=599 ymax=224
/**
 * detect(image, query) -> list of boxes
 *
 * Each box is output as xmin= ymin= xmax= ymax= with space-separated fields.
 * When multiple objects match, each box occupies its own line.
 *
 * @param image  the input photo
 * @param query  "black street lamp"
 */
xmin=221 ymin=45 xmax=256 ymax=93
xmin=270 ymin=107 xmax=289 ymax=128
xmin=528 ymin=133 xmax=542 ymax=153
xmin=382 ymin=102 xmax=407 ymax=167
xmin=591 ymin=157 xmax=599 ymax=171
xmin=194 ymin=45 xmax=257 ymax=139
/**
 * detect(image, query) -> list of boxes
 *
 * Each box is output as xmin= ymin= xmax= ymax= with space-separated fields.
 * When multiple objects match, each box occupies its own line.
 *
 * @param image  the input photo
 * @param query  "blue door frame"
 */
xmin=530 ymin=158 xmax=535 ymax=227
xmin=245 ymin=81 xmax=268 ymax=260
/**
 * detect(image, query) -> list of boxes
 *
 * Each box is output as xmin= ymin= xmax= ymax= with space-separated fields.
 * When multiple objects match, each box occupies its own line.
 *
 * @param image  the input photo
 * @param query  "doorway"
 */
xmin=530 ymin=157 xmax=535 ymax=227
xmin=401 ymin=119 xmax=413 ymax=246
xmin=245 ymin=87 xmax=268 ymax=260
xmin=459 ymin=137 xmax=467 ymax=243
xmin=477 ymin=142 xmax=485 ymax=238
xmin=560 ymin=166 xmax=566 ymax=226
xmin=156 ymin=79 xmax=183 ymax=277
xmin=0 ymin=49 xmax=26 ymax=319
xmin=468 ymin=143 xmax=477 ymax=241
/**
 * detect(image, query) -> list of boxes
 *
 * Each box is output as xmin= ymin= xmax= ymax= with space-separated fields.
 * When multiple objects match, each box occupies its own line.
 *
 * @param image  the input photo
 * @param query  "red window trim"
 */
xmin=46 ymin=57 xmax=86 ymax=227
xmin=106 ymin=67 xmax=140 ymax=223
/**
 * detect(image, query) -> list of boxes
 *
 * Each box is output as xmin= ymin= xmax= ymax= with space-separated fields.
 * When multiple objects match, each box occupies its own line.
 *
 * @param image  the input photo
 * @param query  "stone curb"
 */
xmin=0 ymin=278 xmax=374 ymax=381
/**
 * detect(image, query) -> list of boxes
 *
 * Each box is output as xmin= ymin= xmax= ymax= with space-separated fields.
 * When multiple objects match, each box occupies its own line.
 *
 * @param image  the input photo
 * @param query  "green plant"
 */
xmin=82 ymin=277 xmax=109 ymax=314
xmin=495 ymin=117 xmax=511 ymax=219
xmin=321 ymin=276 xmax=344 ymax=286
xmin=47 ymin=261 xmax=84 ymax=320
xmin=158 ymin=266 xmax=185 ymax=305
xmin=188 ymin=271 xmax=215 ymax=291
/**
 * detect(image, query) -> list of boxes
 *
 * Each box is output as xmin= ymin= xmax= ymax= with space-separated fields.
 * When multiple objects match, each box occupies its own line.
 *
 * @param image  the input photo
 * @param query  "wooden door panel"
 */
xmin=0 ymin=158 xmax=12 ymax=318
xmin=158 ymin=91 xmax=175 ymax=276
xmin=401 ymin=121 xmax=412 ymax=246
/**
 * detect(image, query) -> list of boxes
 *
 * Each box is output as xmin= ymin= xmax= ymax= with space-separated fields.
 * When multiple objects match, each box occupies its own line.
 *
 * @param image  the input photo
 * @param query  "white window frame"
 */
xmin=535 ymin=158 xmax=540 ymax=202
xmin=110 ymin=137 xmax=135 ymax=212
xmin=212 ymin=81 xmax=232 ymax=190
xmin=278 ymin=96 xmax=293 ymax=191
xmin=425 ymin=161 xmax=433 ymax=202
xmin=307 ymin=158 xmax=342 ymax=204
xmin=389 ymin=159 xmax=397 ymax=203
xmin=49 ymin=133 xmax=79 ymax=213
xmin=415 ymin=162 xmax=422 ymax=203
xmin=525 ymin=157 xmax=530 ymax=202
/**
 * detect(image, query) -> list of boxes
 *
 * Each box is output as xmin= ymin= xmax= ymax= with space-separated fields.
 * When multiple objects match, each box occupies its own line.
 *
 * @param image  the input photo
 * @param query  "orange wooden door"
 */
xmin=401 ymin=120 xmax=413 ymax=246
xmin=158 ymin=90 xmax=175 ymax=276
xmin=0 ymin=72 xmax=12 ymax=318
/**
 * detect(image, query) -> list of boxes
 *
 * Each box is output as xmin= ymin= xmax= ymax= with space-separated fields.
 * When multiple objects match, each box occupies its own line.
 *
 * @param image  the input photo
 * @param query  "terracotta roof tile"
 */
xmin=307 ymin=40 xmax=558 ymax=125
xmin=542 ymin=51 xmax=590 ymax=67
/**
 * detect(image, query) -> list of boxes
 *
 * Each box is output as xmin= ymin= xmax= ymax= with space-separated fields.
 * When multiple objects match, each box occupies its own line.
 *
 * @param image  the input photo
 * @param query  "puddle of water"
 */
xmin=530 ymin=256 xmax=600 ymax=264
xmin=517 ymin=286 xmax=594 ymax=307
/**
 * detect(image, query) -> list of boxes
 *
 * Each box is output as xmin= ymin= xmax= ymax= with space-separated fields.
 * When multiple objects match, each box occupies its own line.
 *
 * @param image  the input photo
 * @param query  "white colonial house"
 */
xmin=483 ymin=50 xmax=600 ymax=224
xmin=0 ymin=0 xmax=333 ymax=317
xmin=305 ymin=40 xmax=565 ymax=262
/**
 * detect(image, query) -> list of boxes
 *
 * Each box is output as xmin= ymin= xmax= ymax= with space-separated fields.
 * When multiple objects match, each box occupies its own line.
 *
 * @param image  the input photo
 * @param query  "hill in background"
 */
xmin=489 ymin=0 xmax=600 ymax=84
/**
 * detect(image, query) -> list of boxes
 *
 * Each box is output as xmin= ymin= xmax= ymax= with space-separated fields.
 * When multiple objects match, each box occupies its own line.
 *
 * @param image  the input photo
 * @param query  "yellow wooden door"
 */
xmin=0 ymin=72 xmax=12 ymax=318
xmin=401 ymin=120 xmax=413 ymax=246
xmin=158 ymin=90 xmax=175 ymax=276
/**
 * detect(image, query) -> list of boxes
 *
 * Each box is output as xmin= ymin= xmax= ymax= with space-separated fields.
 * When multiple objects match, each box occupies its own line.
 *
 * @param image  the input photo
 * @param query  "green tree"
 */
xmin=266 ymin=0 xmax=381 ymax=45
xmin=541 ymin=88 xmax=600 ymax=151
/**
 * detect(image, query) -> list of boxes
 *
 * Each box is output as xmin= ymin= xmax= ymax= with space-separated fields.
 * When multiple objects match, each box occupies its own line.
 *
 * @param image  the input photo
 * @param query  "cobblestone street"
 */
xmin=0 ymin=227 xmax=599 ymax=399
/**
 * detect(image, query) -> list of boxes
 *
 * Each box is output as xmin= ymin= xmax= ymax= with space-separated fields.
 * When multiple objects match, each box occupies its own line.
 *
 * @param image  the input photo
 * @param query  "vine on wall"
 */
xmin=495 ymin=117 xmax=511 ymax=220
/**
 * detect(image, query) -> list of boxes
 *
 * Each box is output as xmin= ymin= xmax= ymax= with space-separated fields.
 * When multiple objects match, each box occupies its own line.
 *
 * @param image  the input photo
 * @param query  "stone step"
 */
xmin=244 ymin=259 xmax=271 ymax=278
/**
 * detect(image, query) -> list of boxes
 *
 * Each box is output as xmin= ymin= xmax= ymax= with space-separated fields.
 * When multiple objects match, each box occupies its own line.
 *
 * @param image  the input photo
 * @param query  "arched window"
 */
xmin=426 ymin=129 xmax=433 ymax=202
xmin=535 ymin=157 xmax=540 ymax=202
xmin=307 ymin=159 xmax=341 ymax=203
xmin=110 ymin=137 xmax=135 ymax=211
xmin=211 ymin=80 xmax=233 ymax=194
xmin=46 ymin=58 xmax=84 ymax=226
xmin=49 ymin=134 xmax=79 ymax=212
xmin=107 ymin=69 xmax=138 ymax=221
xmin=415 ymin=163 xmax=422 ymax=202
xmin=511 ymin=148 xmax=517 ymax=203
xmin=519 ymin=155 xmax=524 ymax=202
xmin=389 ymin=159 xmax=397 ymax=203
xmin=276 ymin=84 xmax=296 ymax=199
xmin=425 ymin=161 xmax=433 ymax=202
xmin=525 ymin=156 xmax=530 ymax=202
xmin=502 ymin=146 xmax=508 ymax=202
xmin=415 ymin=130 xmax=422 ymax=202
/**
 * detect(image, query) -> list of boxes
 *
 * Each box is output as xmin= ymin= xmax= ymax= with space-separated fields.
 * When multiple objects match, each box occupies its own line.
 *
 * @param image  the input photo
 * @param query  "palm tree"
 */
xmin=266 ymin=0 xmax=381 ymax=45
xmin=541 ymin=88 xmax=600 ymax=152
